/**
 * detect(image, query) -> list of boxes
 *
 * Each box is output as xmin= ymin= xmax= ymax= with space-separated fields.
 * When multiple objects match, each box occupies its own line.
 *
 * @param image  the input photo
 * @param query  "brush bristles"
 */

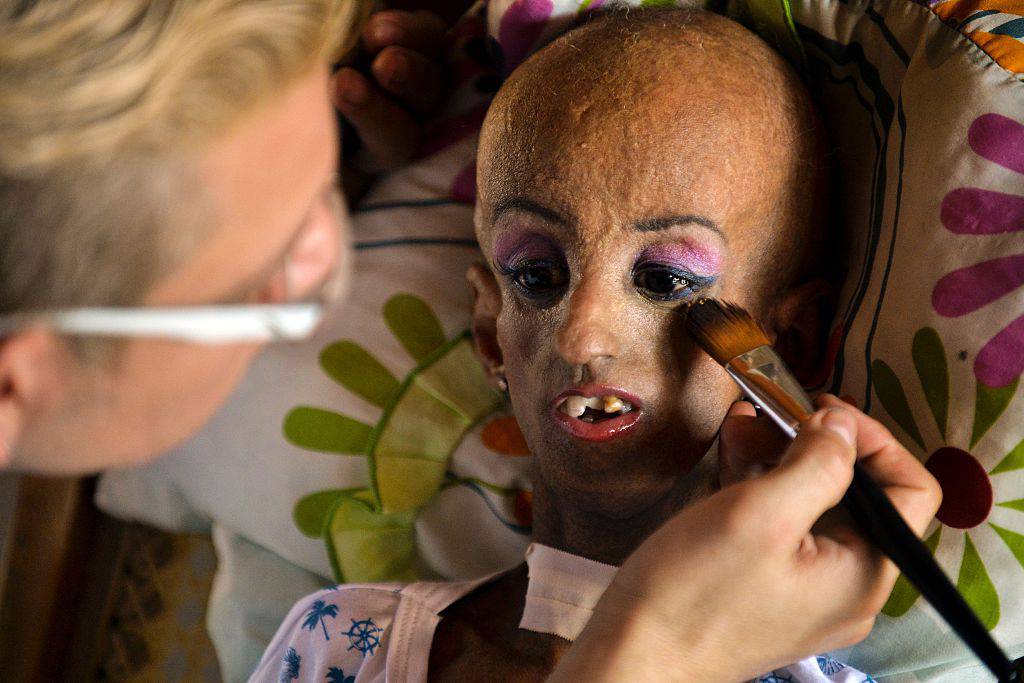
xmin=682 ymin=298 xmax=771 ymax=365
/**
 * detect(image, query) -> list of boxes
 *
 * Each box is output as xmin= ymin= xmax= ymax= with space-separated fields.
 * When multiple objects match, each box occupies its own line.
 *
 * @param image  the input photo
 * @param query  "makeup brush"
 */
xmin=683 ymin=298 xmax=1024 ymax=683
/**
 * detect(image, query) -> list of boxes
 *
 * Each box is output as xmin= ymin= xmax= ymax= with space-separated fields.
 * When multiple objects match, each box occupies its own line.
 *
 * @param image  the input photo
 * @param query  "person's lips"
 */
xmin=551 ymin=384 xmax=643 ymax=442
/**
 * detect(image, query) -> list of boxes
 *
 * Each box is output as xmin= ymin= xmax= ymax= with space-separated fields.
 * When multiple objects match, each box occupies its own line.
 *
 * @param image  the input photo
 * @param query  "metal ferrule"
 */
xmin=725 ymin=345 xmax=814 ymax=439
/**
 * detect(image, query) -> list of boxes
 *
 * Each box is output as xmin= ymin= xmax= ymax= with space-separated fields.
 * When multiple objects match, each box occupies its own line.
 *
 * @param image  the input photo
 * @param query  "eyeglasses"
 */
xmin=0 ymin=186 xmax=349 ymax=344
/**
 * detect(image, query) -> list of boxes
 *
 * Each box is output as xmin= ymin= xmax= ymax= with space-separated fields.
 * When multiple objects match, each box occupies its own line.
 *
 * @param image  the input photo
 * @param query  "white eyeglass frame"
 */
xmin=0 ymin=303 xmax=325 ymax=344
xmin=0 ymin=257 xmax=346 ymax=343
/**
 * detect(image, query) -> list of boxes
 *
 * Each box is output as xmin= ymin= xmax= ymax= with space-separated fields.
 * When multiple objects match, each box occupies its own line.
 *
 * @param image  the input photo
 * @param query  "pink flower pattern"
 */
xmin=498 ymin=0 xmax=555 ymax=75
xmin=932 ymin=113 xmax=1024 ymax=388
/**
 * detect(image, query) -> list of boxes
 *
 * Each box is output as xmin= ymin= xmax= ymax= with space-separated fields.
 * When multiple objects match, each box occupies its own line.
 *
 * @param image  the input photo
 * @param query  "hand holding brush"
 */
xmin=683 ymin=298 xmax=1024 ymax=683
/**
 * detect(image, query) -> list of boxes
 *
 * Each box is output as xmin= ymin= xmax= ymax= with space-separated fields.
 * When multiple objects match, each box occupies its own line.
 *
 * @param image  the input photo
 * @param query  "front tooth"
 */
xmin=562 ymin=395 xmax=589 ymax=418
xmin=603 ymin=395 xmax=625 ymax=413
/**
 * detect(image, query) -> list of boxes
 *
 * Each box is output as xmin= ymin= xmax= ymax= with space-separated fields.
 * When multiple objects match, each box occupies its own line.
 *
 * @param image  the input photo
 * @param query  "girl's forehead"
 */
xmin=478 ymin=85 xmax=803 ymax=272
xmin=490 ymin=127 xmax=814 ymax=282
xmin=479 ymin=65 xmax=803 ymax=248
xmin=482 ymin=117 xmax=780 ymax=239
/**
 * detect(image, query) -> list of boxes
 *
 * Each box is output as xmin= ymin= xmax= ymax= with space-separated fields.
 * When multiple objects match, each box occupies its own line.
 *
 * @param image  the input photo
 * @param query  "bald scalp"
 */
xmin=478 ymin=7 xmax=830 ymax=291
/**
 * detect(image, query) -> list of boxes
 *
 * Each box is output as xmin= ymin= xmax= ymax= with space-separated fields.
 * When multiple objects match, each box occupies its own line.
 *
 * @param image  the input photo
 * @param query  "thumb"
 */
xmin=757 ymin=408 xmax=858 ymax=534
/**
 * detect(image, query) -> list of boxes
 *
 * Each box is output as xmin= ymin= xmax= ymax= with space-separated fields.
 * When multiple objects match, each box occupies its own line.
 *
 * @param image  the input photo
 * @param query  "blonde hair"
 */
xmin=0 ymin=0 xmax=368 ymax=316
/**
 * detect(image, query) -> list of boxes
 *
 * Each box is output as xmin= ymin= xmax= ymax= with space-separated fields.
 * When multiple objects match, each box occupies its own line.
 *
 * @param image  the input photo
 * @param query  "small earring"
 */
xmin=492 ymin=364 xmax=508 ymax=393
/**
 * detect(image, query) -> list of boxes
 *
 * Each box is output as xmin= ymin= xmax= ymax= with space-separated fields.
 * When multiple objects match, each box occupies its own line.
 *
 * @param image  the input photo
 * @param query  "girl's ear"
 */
xmin=466 ymin=263 xmax=505 ymax=387
xmin=770 ymin=279 xmax=833 ymax=385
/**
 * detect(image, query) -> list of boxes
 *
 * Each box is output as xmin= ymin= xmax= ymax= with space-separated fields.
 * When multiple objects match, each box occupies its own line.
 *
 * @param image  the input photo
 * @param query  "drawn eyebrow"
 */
xmin=633 ymin=215 xmax=726 ymax=242
xmin=493 ymin=201 xmax=726 ymax=245
xmin=492 ymin=197 xmax=568 ymax=226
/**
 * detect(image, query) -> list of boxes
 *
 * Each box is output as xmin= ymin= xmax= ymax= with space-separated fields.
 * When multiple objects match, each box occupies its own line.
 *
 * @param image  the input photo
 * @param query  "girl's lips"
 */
xmin=550 ymin=384 xmax=643 ymax=443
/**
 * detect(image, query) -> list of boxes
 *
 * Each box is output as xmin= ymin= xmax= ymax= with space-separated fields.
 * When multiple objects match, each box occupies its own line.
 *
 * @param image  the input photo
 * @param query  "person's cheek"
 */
xmin=497 ymin=309 xmax=536 ymax=387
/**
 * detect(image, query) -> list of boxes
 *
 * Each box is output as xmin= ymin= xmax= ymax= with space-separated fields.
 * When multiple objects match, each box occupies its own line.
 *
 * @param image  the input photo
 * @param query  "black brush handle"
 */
xmin=701 ymin=323 xmax=1021 ymax=679
xmin=842 ymin=463 xmax=1018 ymax=682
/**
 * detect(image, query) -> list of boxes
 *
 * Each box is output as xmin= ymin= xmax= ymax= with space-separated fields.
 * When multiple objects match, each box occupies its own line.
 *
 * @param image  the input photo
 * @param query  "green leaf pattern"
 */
xmin=871 ymin=359 xmax=926 ymax=451
xmin=284 ymin=408 xmax=372 ymax=455
xmin=320 ymin=341 xmax=401 ymax=408
xmin=972 ymin=379 xmax=1019 ymax=449
xmin=285 ymin=294 xmax=502 ymax=582
xmin=882 ymin=526 xmax=941 ymax=618
xmin=913 ymin=328 xmax=949 ymax=441
xmin=957 ymin=534 xmax=1000 ymax=631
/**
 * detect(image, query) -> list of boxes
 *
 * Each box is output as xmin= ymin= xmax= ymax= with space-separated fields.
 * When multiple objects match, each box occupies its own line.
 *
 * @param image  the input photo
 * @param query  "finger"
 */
xmin=727 ymin=400 xmax=756 ymax=419
xmin=332 ymin=68 xmax=419 ymax=172
xmin=755 ymin=407 xmax=858 ymax=534
xmin=797 ymin=516 xmax=896 ymax=618
xmin=719 ymin=401 xmax=789 ymax=487
xmin=363 ymin=10 xmax=447 ymax=56
xmin=809 ymin=504 xmax=866 ymax=553
xmin=371 ymin=45 xmax=445 ymax=114
xmin=718 ymin=401 xmax=755 ymax=487
xmin=816 ymin=394 xmax=941 ymax=537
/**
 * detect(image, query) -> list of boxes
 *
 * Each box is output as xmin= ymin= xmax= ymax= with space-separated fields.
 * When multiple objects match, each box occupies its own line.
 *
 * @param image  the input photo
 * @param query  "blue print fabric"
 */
xmin=756 ymin=656 xmax=878 ymax=682
xmin=250 ymin=578 xmax=870 ymax=682
xmin=251 ymin=584 xmax=403 ymax=683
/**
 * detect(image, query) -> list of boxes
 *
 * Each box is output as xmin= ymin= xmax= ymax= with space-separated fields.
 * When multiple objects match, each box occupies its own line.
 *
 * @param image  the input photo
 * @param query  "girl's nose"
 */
xmin=555 ymin=277 xmax=621 ymax=369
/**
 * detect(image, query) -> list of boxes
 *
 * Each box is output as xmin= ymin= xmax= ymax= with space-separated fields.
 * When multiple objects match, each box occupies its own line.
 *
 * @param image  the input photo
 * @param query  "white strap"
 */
xmin=384 ymin=575 xmax=499 ymax=683
xmin=519 ymin=543 xmax=618 ymax=641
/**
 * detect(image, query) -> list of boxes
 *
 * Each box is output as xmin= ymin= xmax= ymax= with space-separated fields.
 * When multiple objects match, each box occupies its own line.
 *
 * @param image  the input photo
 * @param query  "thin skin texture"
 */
xmin=473 ymin=9 xmax=830 ymax=565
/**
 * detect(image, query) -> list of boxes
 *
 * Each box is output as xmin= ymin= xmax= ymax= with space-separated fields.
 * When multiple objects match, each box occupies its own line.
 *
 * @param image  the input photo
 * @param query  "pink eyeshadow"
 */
xmin=493 ymin=231 xmax=561 ymax=269
xmin=638 ymin=242 xmax=722 ymax=276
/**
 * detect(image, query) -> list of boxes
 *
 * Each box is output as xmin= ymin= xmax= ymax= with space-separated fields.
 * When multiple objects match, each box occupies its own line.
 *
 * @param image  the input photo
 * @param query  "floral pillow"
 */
xmin=787 ymin=0 xmax=1024 ymax=678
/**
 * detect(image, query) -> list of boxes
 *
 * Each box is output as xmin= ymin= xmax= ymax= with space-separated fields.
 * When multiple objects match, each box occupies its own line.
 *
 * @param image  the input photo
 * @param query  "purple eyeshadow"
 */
xmin=493 ymin=231 xmax=563 ymax=270
xmin=637 ymin=242 xmax=722 ymax=277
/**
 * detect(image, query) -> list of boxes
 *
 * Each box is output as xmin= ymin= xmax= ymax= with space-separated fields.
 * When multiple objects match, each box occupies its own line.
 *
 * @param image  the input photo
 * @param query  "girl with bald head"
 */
xmin=253 ymin=9 xmax=939 ymax=682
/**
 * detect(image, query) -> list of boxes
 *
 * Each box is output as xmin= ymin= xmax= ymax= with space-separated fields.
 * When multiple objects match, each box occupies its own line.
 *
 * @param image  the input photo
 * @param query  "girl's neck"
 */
xmin=530 ymin=454 xmax=718 ymax=566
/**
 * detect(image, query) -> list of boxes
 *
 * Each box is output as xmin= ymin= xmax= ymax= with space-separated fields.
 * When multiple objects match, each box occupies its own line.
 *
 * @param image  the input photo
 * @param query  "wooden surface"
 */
xmin=0 ymin=477 xmax=221 ymax=681
xmin=0 ymin=476 xmax=101 ymax=682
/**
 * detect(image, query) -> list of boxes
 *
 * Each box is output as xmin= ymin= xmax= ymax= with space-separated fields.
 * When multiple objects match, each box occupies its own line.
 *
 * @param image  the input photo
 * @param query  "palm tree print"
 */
xmin=280 ymin=647 xmax=301 ymax=682
xmin=757 ymin=672 xmax=794 ymax=683
xmin=816 ymin=656 xmax=846 ymax=675
xmin=302 ymin=599 xmax=339 ymax=640
xmin=325 ymin=668 xmax=355 ymax=683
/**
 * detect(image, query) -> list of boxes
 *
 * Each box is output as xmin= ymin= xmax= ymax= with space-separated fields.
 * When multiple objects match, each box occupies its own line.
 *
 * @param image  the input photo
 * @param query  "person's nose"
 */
xmin=555 ymin=275 xmax=622 ymax=370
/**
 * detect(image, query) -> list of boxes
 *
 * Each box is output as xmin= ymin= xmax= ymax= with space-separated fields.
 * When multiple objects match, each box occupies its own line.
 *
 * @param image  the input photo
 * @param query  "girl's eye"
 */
xmin=508 ymin=260 xmax=568 ymax=299
xmin=633 ymin=264 xmax=703 ymax=301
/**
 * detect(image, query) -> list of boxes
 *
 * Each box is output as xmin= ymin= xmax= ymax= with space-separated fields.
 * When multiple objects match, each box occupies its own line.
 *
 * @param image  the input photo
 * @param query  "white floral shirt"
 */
xmin=249 ymin=545 xmax=875 ymax=683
